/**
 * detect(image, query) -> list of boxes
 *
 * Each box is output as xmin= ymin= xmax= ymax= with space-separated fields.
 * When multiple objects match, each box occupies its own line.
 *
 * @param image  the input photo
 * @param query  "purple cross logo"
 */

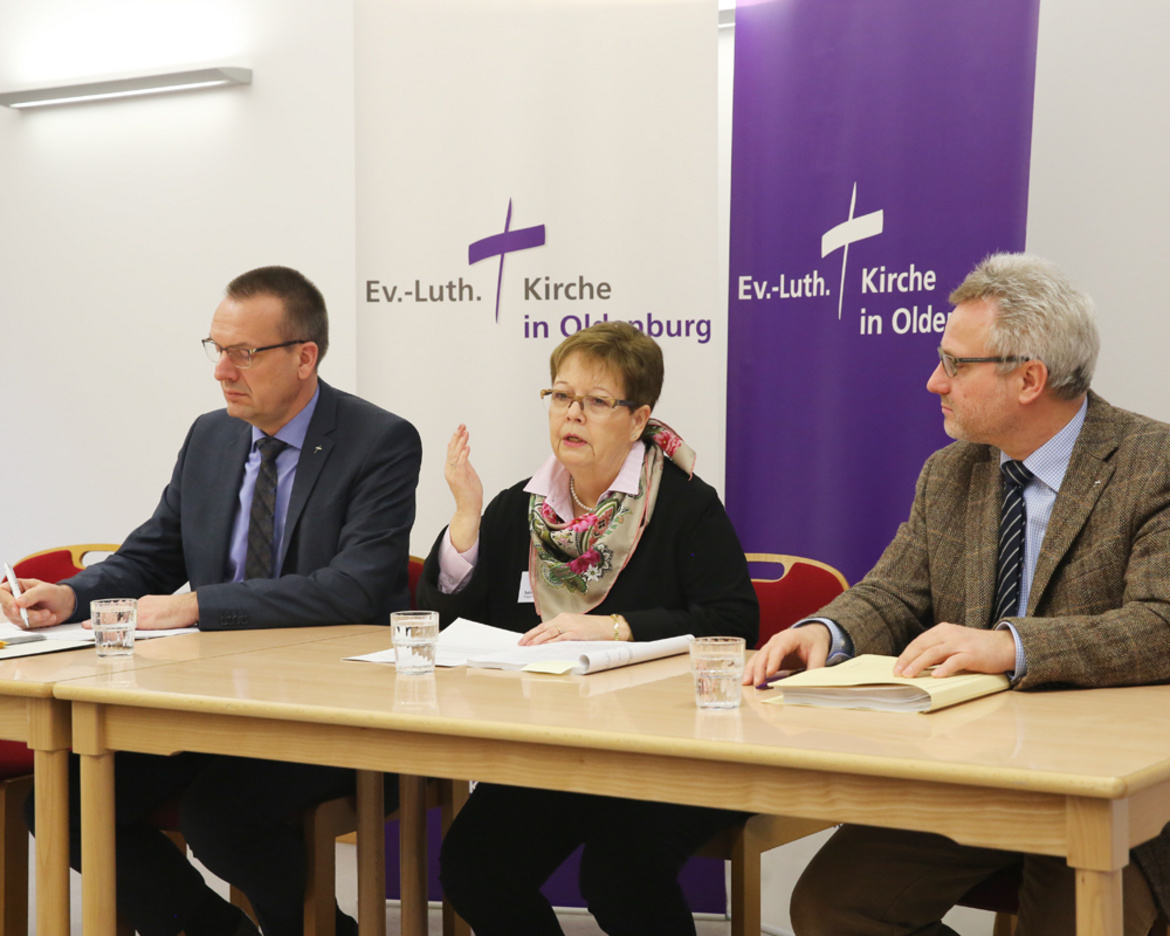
xmin=468 ymin=199 xmax=546 ymax=322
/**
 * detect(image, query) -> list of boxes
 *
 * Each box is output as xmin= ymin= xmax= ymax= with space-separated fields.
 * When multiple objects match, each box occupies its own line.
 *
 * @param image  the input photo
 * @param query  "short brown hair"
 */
xmin=227 ymin=266 xmax=329 ymax=364
xmin=549 ymin=321 xmax=664 ymax=409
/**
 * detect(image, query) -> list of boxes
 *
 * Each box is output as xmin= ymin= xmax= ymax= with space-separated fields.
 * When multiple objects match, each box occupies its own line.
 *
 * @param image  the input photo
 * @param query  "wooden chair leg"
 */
xmin=440 ymin=780 xmax=471 ymax=936
xmin=231 ymin=884 xmax=259 ymax=926
xmin=304 ymin=796 xmax=357 ymax=936
xmin=215 ymin=779 xmax=480 ymax=936
xmin=726 ymin=820 xmax=762 ymax=936
xmin=162 ymin=828 xmax=186 ymax=852
xmin=992 ymin=911 xmax=1016 ymax=936
xmin=0 ymin=775 xmax=32 ymax=936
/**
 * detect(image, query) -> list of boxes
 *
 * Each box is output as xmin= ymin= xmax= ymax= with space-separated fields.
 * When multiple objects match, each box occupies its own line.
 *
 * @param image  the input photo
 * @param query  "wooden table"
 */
xmin=0 ymin=624 xmax=381 ymax=936
xmin=57 ymin=628 xmax=1170 ymax=936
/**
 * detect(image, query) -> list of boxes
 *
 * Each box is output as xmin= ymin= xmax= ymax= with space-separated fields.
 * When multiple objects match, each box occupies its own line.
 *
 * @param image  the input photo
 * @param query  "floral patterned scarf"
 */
xmin=528 ymin=419 xmax=695 ymax=620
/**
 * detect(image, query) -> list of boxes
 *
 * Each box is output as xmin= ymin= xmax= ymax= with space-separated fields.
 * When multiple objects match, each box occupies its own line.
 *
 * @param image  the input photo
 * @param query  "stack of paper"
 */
xmin=762 ymin=654 xmax=1010 ymax=713
xmin=348 ymin=617 xmax=693 ymax=675
xmin=467 ymin=631 xmax=693 ymax=675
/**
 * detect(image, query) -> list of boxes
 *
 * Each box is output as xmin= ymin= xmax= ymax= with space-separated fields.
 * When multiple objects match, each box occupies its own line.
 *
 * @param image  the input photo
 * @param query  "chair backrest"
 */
xmin=407 ymin=555 xmax=424 ymax=610
xmin=13 ymin=544 xmax=119 ymax=584
xmin=0 ymin=546 xmax=116 ymax=779
xmin=747 ymin=553 xmax=848 ymax=650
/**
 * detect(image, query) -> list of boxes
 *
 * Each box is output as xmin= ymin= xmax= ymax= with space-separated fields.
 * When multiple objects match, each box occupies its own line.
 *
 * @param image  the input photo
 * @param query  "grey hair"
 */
xmin=949 ymin=253 xmax=1098 ymax=400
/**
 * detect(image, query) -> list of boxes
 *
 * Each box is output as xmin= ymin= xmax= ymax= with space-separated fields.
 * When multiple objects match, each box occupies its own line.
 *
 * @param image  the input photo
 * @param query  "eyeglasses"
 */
xmin=540 ymin=389 xmax=637 ymax=418
xmin=202 ymin=338 xmax=308 ymax=369
xmin=937 ymin=346 xmax=1030 ymax=378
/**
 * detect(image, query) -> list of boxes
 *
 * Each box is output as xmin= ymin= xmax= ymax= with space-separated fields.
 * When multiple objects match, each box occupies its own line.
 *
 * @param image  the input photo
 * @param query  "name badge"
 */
xmin=518 ymin=571 xmax=534 ymax=603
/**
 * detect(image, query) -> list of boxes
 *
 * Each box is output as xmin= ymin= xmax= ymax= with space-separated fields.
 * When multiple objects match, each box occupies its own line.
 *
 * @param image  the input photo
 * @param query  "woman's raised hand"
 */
xmin=445 ymin=424 xmax=484 ymax=552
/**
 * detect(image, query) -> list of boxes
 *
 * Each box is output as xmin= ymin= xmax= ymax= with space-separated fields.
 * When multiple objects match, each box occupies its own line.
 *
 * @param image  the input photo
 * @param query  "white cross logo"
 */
xmin=821 ymin=183 xmax=884 ymax=319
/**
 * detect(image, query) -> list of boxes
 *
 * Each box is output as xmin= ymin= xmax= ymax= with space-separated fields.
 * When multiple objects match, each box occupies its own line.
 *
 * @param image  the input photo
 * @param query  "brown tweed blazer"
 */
xmin=817 ymin=391 xmax=1170 ymax=913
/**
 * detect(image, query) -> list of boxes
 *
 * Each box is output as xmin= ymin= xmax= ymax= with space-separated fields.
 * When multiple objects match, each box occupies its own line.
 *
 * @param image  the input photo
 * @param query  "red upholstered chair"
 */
xmin=693 ymin=553 xmax=849 ymax=936
xmin=745 ymin=552 xmax=850 ymax=649
xmin=6 ymin=545 xmax=116 ymax=933
xmin=12 ymin=543 xmax=119 ymax=585
xmin=407 ymin=554 xmax=424 ymax=610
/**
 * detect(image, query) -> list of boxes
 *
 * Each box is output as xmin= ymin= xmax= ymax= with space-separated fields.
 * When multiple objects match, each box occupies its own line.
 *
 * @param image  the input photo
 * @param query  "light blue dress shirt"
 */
xmin=802 ymin=397 xmax=1089 ymax=679
xmin=995 ymin=395 xmax=1087 ymax=677
xmin=226 ymin=386 xmax=320 ymax=582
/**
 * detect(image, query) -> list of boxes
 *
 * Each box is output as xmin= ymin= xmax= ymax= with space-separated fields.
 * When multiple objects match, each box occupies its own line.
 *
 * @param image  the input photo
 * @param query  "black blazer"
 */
xmin=417 ymin=460 xmax=758 ymax=644
xmin=66 ymin=379 xmax=422 ymax=629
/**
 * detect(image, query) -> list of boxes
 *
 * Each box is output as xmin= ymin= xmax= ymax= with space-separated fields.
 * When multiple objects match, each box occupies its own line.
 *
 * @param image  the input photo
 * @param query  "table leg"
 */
xmin=79 ymin=753 xmax=116 ymax=936
xmin=34 ymin=748 xmax=70 ymax=936
xmin=399 ymin=775 xmax=428 ymax=936
xmin=356 ymin=770 xmax=387 ymax=936
xmin=1068 ymin=796 xmax=1128 ymax=936
xmin=1076 ymin=868 xmax=1123 ymax=936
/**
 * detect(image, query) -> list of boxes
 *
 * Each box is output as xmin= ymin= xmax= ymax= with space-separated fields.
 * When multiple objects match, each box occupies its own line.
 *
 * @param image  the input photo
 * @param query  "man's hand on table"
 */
xmin=742 ymin=623 xmax=831 ymax=685
xmin=893 ymin=622 xmax=1015 ymax=678
xmin=132 ymin=592 xmax=200 ymax=630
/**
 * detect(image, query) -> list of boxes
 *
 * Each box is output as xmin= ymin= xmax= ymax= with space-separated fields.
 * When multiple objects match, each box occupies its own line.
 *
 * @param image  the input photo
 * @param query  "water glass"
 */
xmin=391 ymin=610 xmax=439 ymax=675
xmin=689 ymin=636 xmax=745 ymax=709
xmin=91 ymin=598 xmax=137 ymax=658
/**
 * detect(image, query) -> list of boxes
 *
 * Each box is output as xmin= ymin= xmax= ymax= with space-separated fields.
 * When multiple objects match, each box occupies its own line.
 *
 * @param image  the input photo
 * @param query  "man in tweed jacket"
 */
xmin=745 ymin=254 xmax=1170 ymax=935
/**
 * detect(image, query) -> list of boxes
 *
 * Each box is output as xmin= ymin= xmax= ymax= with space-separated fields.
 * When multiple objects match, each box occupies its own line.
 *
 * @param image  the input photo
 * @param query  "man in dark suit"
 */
xmin=2 ymin=266 xmax=422 ymax=936
xmin=744 ymin=254 xmax=1170 ymax=935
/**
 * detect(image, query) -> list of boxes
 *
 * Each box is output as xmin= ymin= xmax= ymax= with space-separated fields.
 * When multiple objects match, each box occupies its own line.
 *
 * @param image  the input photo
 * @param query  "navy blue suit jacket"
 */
xmin=66 ymin=379 xmax=421 ymax=629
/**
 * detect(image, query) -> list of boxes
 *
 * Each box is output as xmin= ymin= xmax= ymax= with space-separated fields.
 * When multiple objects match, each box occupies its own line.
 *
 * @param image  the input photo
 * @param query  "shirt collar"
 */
xmin=251 ymin=385 xmax=320 ymax=452
xmin=524 ymin=440 xmax=645 ymax=519
xmin=1000 ymin=395 xmax=1088 ymax=494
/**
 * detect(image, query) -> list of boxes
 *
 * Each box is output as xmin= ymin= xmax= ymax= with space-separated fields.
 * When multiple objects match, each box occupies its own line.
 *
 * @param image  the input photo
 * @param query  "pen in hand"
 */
xmin=2 ymin=564 xmax=30 ymax=629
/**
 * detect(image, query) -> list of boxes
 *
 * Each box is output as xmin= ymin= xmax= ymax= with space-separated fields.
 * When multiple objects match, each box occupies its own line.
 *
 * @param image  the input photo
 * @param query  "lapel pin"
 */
xmin=314 ymin=445 xmax=323 ymax=454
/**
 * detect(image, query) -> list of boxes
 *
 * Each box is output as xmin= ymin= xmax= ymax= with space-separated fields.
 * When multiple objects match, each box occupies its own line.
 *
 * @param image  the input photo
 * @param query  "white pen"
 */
xmin=2 ymin=564 xmax=31 ymax=629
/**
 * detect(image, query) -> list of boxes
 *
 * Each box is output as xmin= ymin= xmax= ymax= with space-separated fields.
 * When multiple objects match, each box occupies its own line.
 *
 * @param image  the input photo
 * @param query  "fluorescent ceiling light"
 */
xmin=0 ymin=67 xmax=251 ymax=110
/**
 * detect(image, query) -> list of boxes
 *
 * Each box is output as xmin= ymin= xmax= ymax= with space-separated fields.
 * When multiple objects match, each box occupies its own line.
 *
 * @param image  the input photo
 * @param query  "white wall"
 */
xmin=0 ymin=0 xmax=358 ymax=565
xmin=1026 ymin=0 xmax=1170 ymax=420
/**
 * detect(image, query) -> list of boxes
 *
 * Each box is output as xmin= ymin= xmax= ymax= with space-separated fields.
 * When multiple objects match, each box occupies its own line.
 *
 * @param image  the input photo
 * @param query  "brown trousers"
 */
xmin=791 ymin=825 xmax=1158 ymax=936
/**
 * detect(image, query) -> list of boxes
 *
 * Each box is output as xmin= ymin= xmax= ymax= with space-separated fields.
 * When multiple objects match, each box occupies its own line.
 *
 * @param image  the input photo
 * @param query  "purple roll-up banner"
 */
xmin=726 ymin=0 xmax=1041 ymax=586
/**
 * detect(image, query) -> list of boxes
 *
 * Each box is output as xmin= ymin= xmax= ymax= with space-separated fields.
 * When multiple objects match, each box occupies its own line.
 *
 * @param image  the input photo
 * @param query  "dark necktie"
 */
xmin=245 ymin=436 xmax=288 ymax=580
xmin=993 ymin=459 xmax=1034 ymax=622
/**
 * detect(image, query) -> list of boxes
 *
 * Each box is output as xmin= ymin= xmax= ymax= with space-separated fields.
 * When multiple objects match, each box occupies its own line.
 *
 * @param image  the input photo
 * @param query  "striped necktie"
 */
xmin=245 ymin=436 xmax=288 ymax=580
xmin=993 ymin=459 xmax=1034 ymax=622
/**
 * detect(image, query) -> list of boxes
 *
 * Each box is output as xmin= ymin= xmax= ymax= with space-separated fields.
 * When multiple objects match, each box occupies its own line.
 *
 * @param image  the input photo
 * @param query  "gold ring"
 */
xmin=448 ymin=460 xmax=457 ymax=466
xmin=556 ymin=626 xmax=563 ymax=636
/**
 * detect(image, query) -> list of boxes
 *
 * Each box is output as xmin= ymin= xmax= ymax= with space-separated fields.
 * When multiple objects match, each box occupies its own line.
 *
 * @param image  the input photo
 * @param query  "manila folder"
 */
xmin=763 ymin=654 xmax=1010 ymax=713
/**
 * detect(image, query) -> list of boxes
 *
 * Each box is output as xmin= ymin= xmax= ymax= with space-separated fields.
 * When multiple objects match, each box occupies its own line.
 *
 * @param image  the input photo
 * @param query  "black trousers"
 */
xmin=26 ymin=751 xmax=399 ymax=936
xmin=439 ymin=782 xmax=743 ymax=936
